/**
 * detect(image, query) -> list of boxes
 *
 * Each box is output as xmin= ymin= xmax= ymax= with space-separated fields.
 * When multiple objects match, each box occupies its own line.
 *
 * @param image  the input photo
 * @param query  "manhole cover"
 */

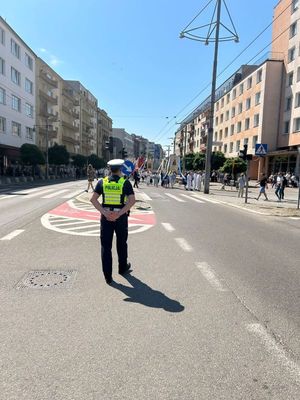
xmin=16 ymin=270 xmax=77 ymax=289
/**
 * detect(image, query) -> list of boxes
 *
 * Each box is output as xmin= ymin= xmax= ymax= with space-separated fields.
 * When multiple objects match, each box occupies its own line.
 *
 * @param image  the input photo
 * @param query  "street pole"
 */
xmin=245 ymin=160 xmax=249 ymax=204
xmin=45 ymin=120 xmax=49 ymax=180
xmin=204 ymin=0 xmax=221 ymax=194
xmin=297 ymin=146 xmax=300 ymax=209
xmin=183 ymin=127 xmax=187 ymax=174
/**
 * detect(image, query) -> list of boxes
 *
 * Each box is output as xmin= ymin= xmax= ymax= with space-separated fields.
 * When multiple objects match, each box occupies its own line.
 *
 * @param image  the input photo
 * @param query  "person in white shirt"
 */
xmin=237 ymin=173 xmax=246 ymax=198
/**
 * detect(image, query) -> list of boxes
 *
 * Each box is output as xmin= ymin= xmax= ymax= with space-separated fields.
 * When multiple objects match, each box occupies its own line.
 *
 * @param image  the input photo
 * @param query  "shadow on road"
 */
xmin=112 ymin=274 xmax=184 ymax=313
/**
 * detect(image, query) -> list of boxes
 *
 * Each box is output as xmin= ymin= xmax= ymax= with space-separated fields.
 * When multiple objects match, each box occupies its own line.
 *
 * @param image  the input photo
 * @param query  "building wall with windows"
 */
xmin=97 ymin=108 xmax=112 ymax=161
xmin=0 ymin=17 xmax=36 ymax=169
xmin=215 ymin=60 xmax=283 ymax=178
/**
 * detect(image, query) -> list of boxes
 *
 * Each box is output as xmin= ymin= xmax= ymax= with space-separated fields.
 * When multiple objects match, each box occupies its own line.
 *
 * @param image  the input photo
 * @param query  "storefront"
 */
xmin=266 ymin=150 xmax=299 ymax=176
xmin=0 ymin=145 xmax=21 ymax=176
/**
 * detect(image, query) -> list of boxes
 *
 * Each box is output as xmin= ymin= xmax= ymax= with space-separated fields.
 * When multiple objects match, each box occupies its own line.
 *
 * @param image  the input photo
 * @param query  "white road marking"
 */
xmin=161 ymin=222 xmax=175 ymax=232
xmin=52 ymin=220 xmax=92 ymax=227
xmin=61 ymin=190 xmax=84 ymax=199
xmin=16 ymin=187 xmax=47 ymax=194
xmin=139 ymin=192 xmax=152 ymax=201
xmin=41 ymin=189 xmax=69 ymax=199
xmin=165 ymin=193 xmax=186 ymax=202
xmin=193 ymin=194 xmax=219 ymax=204
xmin=175 ymin=238 xmax=193 ymax=252
xmin=195 ymin=262 xmax=228 ymax=292
xmin=1 ymin=229 xmax=24 ymax=241
xmin=26 ymin=188 xmax=57 ymax=198
xmin=247 ymin=323 xmax=300 ymax=383
xmin=180 ymin=194 xmax=204 ymax=203
xmin=289 ymin=217 xmax=300 ymax=220
xmin=0 ymin=195 xmax=18 ymax=201
xmin=150 ymin=193 xmax=164 ymax=198
xmin=64 ymin=223 xmax=99 ymax=231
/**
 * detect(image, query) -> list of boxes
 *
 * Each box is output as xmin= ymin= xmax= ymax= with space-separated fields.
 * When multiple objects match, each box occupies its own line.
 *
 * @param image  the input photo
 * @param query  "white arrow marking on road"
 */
xmin=165 ymin=193 xmax=186 ymax=202
xmin=161 ymin=222 xmax=175 ymax=232
xmin=180 ymin=194 xmax=204 ymax=203
xmin=175 ymin=238 xmax=193 ymax=252
xmin=1 ymin=229 xmax=24 ymax=240
xmin=195 ymin=262 xmax=228 ymax=292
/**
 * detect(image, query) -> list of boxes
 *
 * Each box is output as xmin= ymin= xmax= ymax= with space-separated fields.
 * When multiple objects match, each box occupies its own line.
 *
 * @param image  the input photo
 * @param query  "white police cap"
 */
xmin=107 ymin=159 xmax=124 ymax=168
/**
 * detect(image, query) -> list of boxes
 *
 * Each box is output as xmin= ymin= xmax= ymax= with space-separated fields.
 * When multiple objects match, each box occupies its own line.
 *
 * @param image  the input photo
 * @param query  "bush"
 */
xmin=48 ymin=144 xmax=70 ymax=165
xmin=220 ymin=157 xmax=247 ymax=176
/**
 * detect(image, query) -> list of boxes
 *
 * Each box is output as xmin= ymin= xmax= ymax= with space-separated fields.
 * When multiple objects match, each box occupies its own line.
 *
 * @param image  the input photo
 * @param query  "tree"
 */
xmin=220 ymin=157 xmax=247 ymax=176
xmin=193 ymin=152 xmax=206 ymax=170
xmin=211 ymin=151 xmax=226 ymax=171
xmin=183 ymin=153 xmax=195 ymax=171
xmin=88 ymin=154 xmax=105 ymax=169
xmin=48 ymin=143 xmax=70 ymax=165
xmin=20 ymin=144 xmax=45 ymax=166
xmin=72 ymin=154 xmax=87 ymax=168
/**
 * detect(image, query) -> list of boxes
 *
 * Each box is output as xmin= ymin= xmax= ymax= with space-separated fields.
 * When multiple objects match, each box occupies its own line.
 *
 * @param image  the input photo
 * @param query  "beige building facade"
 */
xmin=97 ymin=108 xmax=112 ymax=160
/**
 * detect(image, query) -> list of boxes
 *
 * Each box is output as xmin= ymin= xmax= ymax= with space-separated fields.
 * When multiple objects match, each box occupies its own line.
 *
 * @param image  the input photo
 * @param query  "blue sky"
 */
xmin=1 ymin=0 xmax=277 ymax=147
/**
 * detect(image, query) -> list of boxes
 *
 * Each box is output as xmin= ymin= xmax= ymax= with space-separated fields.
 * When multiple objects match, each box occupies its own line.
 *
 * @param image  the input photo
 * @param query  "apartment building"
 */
xmin=271 ymin=0 xmax=300 ymax=174
xmin=112 ymin=128 xmax=134 ymax=158
xmin=0 ymin=17 xmax=36 ymax=172
xmin=97 ymin=108 xmax=112 ymax=160
xmin=66 ymin=81 xmax=98 ymax=157
xmin=215 ymin=59 xmax=283 ymax=178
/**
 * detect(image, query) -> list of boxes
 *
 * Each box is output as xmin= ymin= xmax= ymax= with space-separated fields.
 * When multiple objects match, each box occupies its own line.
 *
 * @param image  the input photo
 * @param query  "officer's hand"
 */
xmin=109 ymin=211 xmax=120 ymax=221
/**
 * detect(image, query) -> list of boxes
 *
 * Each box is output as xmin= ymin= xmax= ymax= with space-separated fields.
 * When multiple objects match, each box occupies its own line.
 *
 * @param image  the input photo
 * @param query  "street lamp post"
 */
xmin=45 ymin=120 xmax=49 ymax=180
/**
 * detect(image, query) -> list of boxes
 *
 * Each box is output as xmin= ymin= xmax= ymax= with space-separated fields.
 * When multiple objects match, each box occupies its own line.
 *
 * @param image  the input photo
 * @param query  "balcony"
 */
xmin=62 ymin=134 xmax=80 ymax=145
xmin=40 ymin=70 xmax=58 ymax=88
xmin=39 ymin=89 xmax=58 ymax=105
xmin=38 ymin=126 xmax=58 ymax=139
xmin=62 ymin=88 xmax=76 ymax=102
xmin=62 ymin=119 xmax=79 ymax=131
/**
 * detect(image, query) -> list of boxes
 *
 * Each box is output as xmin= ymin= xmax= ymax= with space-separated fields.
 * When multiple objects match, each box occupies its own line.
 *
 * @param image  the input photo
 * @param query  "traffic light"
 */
xmin=121 ymin=147 xmax=128 ymax=159
xmin=238 ymin=144 xmax=248 ymax=161
xmin=105 ymin=137 xmax=113 ymax=153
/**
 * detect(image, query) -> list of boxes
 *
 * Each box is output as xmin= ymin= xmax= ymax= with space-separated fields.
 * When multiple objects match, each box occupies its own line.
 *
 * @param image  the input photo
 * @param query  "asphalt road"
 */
xmin=0 ymin=180 xmax=300 ymax=399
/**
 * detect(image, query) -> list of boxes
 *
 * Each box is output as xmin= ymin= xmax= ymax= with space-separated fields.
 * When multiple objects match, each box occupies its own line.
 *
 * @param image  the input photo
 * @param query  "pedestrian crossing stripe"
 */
xmin=255 ymin=144 xmax=267 ymax=156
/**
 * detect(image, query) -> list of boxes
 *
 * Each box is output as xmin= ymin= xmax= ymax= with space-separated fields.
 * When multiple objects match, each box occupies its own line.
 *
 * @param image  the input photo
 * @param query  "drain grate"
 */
xmin=16 ymin=270 xmax=77 ymax=290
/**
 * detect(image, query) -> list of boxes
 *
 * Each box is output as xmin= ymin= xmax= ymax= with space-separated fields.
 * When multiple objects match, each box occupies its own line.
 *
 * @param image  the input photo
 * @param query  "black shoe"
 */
xmin=105 ymin=277 xmax=113 ymax=285
xmin=119 ymin=263 xmax=132 ymax=276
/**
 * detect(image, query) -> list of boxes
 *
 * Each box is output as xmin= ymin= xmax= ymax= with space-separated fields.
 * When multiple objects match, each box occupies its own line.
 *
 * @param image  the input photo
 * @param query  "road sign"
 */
xmin=121 ymin=160 xmax=134 ymax=176
xmin=255 ymin=143 xmax=268 ymax=156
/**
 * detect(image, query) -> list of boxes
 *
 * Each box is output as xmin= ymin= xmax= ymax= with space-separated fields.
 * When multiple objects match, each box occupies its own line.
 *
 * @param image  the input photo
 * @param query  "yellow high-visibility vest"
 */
xmin=102 ymin=176 xmax=126 ymax=206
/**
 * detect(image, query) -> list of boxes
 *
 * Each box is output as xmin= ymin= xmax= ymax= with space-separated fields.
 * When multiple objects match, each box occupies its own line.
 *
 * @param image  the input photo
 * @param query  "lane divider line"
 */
xmin=1 ymin=229 xmax=25 ymax=241
xmin=180 ymin=194 xmax=204 ymax=203
xmin=161 ymin=222 xmax=175 ymax=232
xmin=165 ymin=193 xmax=186 ymax=202
xmin=175 ymin=238 xmax=193 ymax=252
xmin=195 ymin=262 xmax=228 ymax=292
xmin=246 ymin=323 xmax=300 ymax=383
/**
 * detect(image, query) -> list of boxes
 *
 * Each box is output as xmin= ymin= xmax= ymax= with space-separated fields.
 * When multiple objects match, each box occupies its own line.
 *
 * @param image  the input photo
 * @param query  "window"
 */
xmin=254 ymin=114 xmax=260 ymax=127
xmin=25 ymin=103 xmax=33 ymax=118
xmin=247 ymin=77 xmax=252 ymax=89
xmin=0 ymin=87 xmax=5 ymax=104
xmin=12 ymin=95 xmax=21 ymax=112
xmin=226 ymin=110 xmax=229 ymax=121
xmin=286 ymin=96 xmax=293 ymax=111
xmin=295 ymin=117 xmax=300 ymax=131
xmin=295 ymin=92 xmax=300 ymax=108
xmin=12 ymin=121 xmax=21 ymax=136
xmin=220 ymin=114 xmax=224 ymax=123
xmin=287 ymin=72 xmax=294 ymax=86
xmin=11 ymin=38 xmax=20 ymax=59
xmin=224 ymin=144 xmax=228 ymax=153
xmin=26 ymin=127 xmax=34 ymax=140
xmin=221 ymin=98 xmax=224 ymax=108
xmin=292 ymin=0 xmax=299 ymax=13
xmin=25 ymin=78 xmax=33 ymax=94
xmin=25 ymin=53 xmax=33 ymax=70
xmin=236 ymin=140 xmax=240 ymax=152
xmin=238 ymin=102 xmax=243 ymax=114
xmin=245 ymin=118 xmax=250 ymax=130
xmin=284 ymin=120 xmax=290 ymax=134
xmin=257 ymin=69 xmax=263 ymax=83
xmin=226 ymin=93 xmax=230 ymax=104
xmin=255 ymin=92 xmax=261 ymax=105
xmin=230 ymin=124 xmax=234 ymax=135
xmin=214 ymin=132 xmax=218 ymax=142
xmin=0 ymin=57 xmax=5 ymax=75
xmin=290 ymin=22 xmax=297 ymax=38
xmin=11 ymin=67 xmax=20 ymax=85
xmin=216 ymin=102 xmax=219 ymax=111
xmin=219 ymin=130 xmax=223 ymax=140
xmin=232 ymin=89 xmax=236 ymax=99
xmin=215 ymin=117 xmax=218 ymax=126
xmin=0 ymin=28 xmax=4 ymax=45
xmin=252 ymin=135 xmax=258 ymax=148
xmin=244 ymin=138 xmax=249 ymax=146
xmin=288 ymin=47 xmax=296 ymax=62
xmin=0 ymin=116 xmax=6 ymax=133
xmin=239 ymin=83 xmax=244 ymax=95
xmin=297 ymin=67 xmax=300 ymax=82
xmin=231 ymin=107 xmax=236 ymax=117
xmin=225 ymin=127 xmax=228 ymax=137
xmin=246 ymin=98 xmax=251 ymax=110
xmin=229 ymin=142 xmax=234 ymax=153
xmin=237 ymin=121 xmax=242 ymax=133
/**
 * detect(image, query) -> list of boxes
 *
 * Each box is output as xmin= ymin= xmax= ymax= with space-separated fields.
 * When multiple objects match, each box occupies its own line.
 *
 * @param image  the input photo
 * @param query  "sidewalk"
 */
xmin=0 ymin=176 xmax=78 ymax=188
xmin=175 ymin=181 xmax=300 ymax=218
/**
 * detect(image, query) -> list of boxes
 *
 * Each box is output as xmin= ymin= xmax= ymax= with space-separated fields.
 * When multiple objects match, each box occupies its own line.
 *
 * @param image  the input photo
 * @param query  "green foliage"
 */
xmin=48 ymin=143 xmax=70 ymax=165
xmin=20 ymin=144 xmax=45 ymax=166
xmin=211 ymin=151 xmax=226 ymax=170
xmin=183 ymin=153 xmax=195 ymax=171
xmin=88 ymin=154 xmax=105 ymax=169
xmin=72 ymin=154 xmax=87 ymax=168
xmin=193 ymin=153 xmax=206 ymax=170
xmin=220 ymin=157 xmax=247 ymax=175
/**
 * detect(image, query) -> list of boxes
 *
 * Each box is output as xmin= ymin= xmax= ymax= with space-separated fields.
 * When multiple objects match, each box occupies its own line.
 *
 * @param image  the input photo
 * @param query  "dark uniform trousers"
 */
xmin=100 ymin=213 xmax=128 ymax=280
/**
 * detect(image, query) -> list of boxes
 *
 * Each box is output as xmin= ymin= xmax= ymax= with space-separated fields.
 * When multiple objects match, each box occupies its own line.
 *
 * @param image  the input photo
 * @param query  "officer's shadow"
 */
xmin=112 ymin=274 xmax=184 ymax=313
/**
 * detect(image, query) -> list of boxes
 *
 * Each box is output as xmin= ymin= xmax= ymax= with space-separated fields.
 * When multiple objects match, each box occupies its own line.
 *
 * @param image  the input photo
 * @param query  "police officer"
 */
xmin=90 ymin=159 xmax=135 ymax=284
